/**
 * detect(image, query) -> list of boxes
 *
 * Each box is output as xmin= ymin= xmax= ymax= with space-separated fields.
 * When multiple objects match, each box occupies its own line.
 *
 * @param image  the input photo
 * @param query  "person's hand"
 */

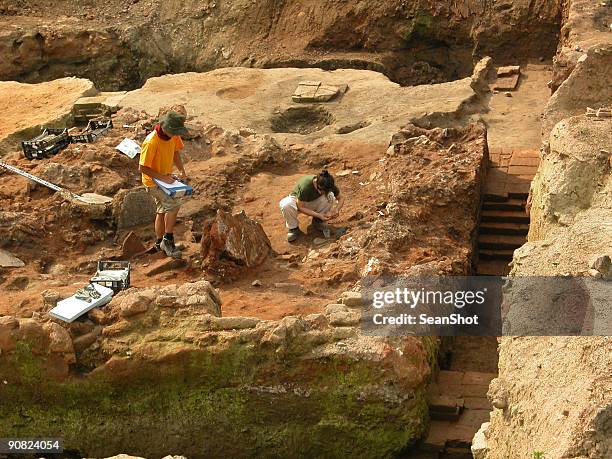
xmin=160 ymin=175 xmax=175 ymax=184
xmin=325 ymin=211 xmax=339 ymax=220
xmin=317 ymin=213 xmax=331 ymax=222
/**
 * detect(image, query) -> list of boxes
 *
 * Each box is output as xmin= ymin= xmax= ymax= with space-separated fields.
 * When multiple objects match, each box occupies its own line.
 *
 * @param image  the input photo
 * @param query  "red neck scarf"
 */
xmin=154 ymin=124 xmax=172 ymax=141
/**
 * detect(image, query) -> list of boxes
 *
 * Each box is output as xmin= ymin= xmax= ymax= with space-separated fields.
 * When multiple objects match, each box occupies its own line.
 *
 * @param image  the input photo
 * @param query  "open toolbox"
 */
xmin=70 ymin=119 xmax=113 ymax=143
xmin=21 ymin=128 xmax=70 ymax=160
xmin=90 ymin=260 xmax=131 ymax=293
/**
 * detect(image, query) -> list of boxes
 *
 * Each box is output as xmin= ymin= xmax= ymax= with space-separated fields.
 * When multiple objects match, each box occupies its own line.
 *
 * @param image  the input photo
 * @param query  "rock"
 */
xmin=121 ymin=231 xmax=147 ymax=259
xmin=339 ymin=291 xmax=363 ymax=308
xmin=328 ymin=309 xmax=360 ymax=326
xmin=471 ymin=56 xmax=493 ymax=93
xmin=251 ymin=279 xmax=262 ymax=287
xmin=504 ymin=91 xmax=512 ymax=97
xmin=588 ymin=268 xmax=602 ymax=278
xmin=112 ymin=188 xmax=156 ymax=229
xmin=119 ymin=295 xmax=150 ymax=317
xmin=43 ymin=322 xmax=74 ymax=355
xmin=4 ymin=276 xmax=29 ymax=291
xmin=497 ymin=65 xmax=520 ymax=77
xmin=88 ymin=308 xmax=110 ymax=325
xmin=72 ymin=326 xmax=102 ymax=352
xmin=471 ymin=422 xmax=490 ymax=459
xmin=0 ymin=316 xmax=18 ymax=351
xmin=201 ymin=210 xmax=271 ymax=268
xmin=292 ymin=81 xmax=346 ymax=102
xmin=16 ymin=318 xmax=48 ymax=352
xmin=488 ymin=378 xmax=508 ymax=410
xmin=588 ymin=255 xmax=611 ymax=276
xmin=42 ymin=290 xmax=62 ymax=307
xmin=207 ymin=316 xmax=260 ymax=330
xmin=0 ymin=249 xmax=25 ymax=268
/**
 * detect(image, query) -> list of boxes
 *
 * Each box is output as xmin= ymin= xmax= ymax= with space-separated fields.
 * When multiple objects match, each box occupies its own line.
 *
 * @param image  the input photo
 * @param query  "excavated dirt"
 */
xmin=3 ymin=0 xmax=611 ymax=457
xmin=0 ymin=0 xmax=564 ymax=90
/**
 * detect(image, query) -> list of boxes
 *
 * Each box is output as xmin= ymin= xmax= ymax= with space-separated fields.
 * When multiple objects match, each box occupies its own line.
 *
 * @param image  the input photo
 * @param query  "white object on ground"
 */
xmin=49 ymin=283 xmax=114 ymax=323
xmin=115 ymin=138 xmax=141 ymax=159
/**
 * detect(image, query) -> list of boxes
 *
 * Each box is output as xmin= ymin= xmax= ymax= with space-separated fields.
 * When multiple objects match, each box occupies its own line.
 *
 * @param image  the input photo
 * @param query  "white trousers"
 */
xmin=279 ymin=193 xmax=336 ymax=229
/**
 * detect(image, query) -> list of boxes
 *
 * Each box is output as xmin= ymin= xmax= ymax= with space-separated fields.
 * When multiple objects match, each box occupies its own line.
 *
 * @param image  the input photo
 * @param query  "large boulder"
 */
xmin=112 ymin=187 xmax=157 ymax=229
xmin=201 ymin=209 xmax=271 ymax=267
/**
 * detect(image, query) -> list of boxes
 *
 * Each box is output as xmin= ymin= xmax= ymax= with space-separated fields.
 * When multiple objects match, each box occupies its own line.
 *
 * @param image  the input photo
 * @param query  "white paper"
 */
xmin=49 ymin=283 xmax=114 ymax=323
xmin=115 ymin=138 xmax=141 ymax=159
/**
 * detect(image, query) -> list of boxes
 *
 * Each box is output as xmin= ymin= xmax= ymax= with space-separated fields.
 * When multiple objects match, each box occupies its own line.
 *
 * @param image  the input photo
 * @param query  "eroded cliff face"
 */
xmin=0 ymin=0 xmax=563 ymax=89
xmin=481 ymin=1 xmax=612 ymax=457
xmin=482 ymin=115 xmax=612 ymax=458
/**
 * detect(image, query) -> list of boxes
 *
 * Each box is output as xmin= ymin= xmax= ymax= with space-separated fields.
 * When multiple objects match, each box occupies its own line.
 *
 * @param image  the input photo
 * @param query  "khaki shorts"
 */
xmin=146 ymin=186 xmax=182 ymax=214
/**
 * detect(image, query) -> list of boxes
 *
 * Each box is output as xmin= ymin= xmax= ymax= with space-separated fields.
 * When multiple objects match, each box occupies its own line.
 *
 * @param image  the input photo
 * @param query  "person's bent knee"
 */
xmin=279 ymin=196 xmax=297 ymax=210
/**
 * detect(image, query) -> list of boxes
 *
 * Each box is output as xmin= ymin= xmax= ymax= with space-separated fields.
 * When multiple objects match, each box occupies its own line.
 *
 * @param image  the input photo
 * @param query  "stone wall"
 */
xmin=0 ymin=283 xmax=439 ymax=458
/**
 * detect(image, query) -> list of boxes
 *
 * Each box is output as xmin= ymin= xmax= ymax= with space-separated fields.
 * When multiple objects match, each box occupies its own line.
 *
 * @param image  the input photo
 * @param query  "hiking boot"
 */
xmin=312 ymin=218 xmax=332 ymax=238
xmin=160 ymin=238 xmax=182 ymax=258
xmin=287 ymin=227 xmax=303 ymax=243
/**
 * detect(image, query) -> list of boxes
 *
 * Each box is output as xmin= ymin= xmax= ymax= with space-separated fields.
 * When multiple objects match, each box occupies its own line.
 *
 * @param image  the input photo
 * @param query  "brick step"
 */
xmin=476 ymin=260 xmax=511 ymax=276
xmin=479 ymin=221 xmax=529 ymax=235
xmin=430 ymin=405 xmax=462 ymax=422
xmin=428 ymin=395 xmax=464 ymax=413
xmin=508 ymin=191 xmax=529 ymax=200
xmin=478 ymin=249 xmax=515 ymax=260
xmin=483 ymin=192 xmax=508 ymax=202
xmin=478 ymin=234 xmax=526 ymax=250
xmin=482 ymin=198 xmax=525 ymax=211
xmin=481 ymin=210 xmax=530 ymax=224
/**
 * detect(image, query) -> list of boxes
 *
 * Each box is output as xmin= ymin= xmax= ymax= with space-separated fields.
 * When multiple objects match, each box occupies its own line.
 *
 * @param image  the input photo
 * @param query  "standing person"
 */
xmin=139 ymin=111 xmax=189 ymax=257
xmin=279 ymin=170 xmax=345 ymax=242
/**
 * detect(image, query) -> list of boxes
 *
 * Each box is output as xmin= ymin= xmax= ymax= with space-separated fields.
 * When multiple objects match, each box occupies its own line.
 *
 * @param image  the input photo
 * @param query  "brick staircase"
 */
xmin=421 ymin=370 xmax=496 ymax=458
xmin=476 ymin=149 xmax=540 ymax=276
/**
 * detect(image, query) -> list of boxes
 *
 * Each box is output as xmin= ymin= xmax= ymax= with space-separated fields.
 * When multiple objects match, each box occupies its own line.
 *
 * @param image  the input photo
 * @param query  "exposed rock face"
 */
xmin=482 ymin=8 xmax=612 ymax=455
xmin=201 ymin=210 xmax=271 ymax=268
xmin=0 ymin=1 xmax=563 ymax=90
xmin=0 ymin=281 xmax=438 ymax=458
xmin=543 ymin=46 xmax=612 ymax=136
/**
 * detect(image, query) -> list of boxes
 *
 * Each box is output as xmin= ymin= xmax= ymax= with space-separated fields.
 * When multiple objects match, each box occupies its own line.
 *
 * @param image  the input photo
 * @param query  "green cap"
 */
xmin=159 ymin=111 xmax=189 ymax=136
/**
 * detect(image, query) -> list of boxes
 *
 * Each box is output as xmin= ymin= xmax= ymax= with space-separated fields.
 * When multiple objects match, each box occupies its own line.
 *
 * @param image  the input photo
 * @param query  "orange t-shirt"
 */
xmin=139 ymin=131 xmax=184 ymax=187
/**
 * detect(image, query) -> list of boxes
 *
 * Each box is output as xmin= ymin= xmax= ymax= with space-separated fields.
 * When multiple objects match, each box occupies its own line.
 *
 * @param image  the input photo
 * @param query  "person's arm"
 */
xmin=296 ymin=201 xmax=331 ymax=221
xmin=174 ymin=151 xmax=187 ymax=180
xmin=326 ymin=193 xmax=345 ymax=220
xmin=139 ymin=165 xmax=174 ymax=184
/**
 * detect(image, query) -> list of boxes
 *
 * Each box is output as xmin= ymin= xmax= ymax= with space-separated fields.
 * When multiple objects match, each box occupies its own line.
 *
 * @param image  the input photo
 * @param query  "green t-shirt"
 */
xmin=291 ymin=175 xmax=340 ymax=202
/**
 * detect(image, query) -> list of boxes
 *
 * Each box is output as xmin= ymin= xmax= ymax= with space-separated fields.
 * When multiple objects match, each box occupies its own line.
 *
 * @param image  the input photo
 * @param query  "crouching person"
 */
xmin=279 ymin=170 xmax=345 ymax=242
xmin=139 ymin=111 xmax=188 ymax=258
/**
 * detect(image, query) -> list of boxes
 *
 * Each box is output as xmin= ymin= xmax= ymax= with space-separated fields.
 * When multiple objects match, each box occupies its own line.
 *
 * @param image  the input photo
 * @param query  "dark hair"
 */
xmin=316 ymin=170 xmax=335 ymax=193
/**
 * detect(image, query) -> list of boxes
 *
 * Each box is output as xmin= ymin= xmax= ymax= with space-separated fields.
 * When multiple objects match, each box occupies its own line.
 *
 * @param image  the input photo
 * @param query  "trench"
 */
xmin=0 ymin=2 xmax=564 ymax=457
